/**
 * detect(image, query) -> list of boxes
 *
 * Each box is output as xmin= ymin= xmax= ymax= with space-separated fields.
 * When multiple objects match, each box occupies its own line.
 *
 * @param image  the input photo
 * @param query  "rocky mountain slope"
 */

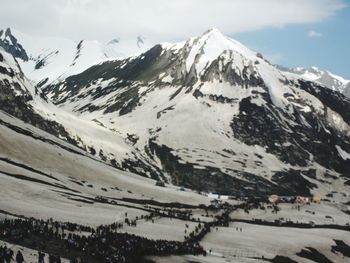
xmin=0 ymin=47 xmax=79 ymax=144
xmin=1 ymin=28 xmax=350 ymax=197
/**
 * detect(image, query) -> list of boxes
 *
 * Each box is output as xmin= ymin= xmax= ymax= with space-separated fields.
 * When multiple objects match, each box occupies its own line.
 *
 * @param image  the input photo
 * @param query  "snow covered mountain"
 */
xmin=38 ymin=28 xmax=350 ymax=196
xmin=2 ymin=25 xmax=350 ymax=263
xmin=1 ymin=28 xmax=350 ymax=197
xmin=0 ymin=28 xmax=152 ymax=84
xmin=278 ymin=65 xmax=350 ymax=98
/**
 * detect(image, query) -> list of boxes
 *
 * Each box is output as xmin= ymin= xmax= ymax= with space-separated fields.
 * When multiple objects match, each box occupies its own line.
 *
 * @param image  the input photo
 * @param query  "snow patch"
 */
xmin=336 ymin=145 xmax=350 ymax=160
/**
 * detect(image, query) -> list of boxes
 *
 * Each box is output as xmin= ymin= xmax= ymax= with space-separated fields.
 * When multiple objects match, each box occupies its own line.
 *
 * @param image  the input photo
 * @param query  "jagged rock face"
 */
xmin=0 ymin=49 xmax=32 ymax=99
xmin=232 ymin=84 xmax=350 ymax=175
xmin=0 ymin=28 xmax=28 ymax=61
xmin=39 ymin=29 xmax=350 ymax=196
xmin=231 ymin=97 xmax=310 ymax=167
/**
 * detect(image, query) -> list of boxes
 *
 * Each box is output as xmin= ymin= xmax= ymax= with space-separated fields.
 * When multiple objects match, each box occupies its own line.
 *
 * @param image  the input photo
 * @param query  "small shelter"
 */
xmin=313 ymin=196 xmax=321 ymax=203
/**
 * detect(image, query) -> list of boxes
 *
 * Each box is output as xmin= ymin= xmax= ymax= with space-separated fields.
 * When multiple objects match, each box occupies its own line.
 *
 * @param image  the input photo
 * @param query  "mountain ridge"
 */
xmin=1 ymin=28 xmax=349 ymax=196
xmin=0 ymin=27 xmax=152 ymax=84
xmin=277 ymin=65 xmax=350 ymax=98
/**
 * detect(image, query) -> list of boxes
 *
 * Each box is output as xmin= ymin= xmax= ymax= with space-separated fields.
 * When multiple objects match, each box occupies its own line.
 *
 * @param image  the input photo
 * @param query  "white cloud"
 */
xmin=0 ymin=0 xmax=345 ymax=43
xmin=307 ymin=30 xmax=323 ymax=38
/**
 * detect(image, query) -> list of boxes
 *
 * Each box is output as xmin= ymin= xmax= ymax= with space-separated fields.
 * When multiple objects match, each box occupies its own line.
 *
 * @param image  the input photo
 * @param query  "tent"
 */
xmin=313 ymin=196 xmax=321 ymax=203
xmin=295 ymin=196 xmax=310 ymax=204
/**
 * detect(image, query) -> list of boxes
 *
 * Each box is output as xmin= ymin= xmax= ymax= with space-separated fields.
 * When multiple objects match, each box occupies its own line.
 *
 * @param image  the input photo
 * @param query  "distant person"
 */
xmin=0 ymin=246 xmax=5 ymax=263
xmin=38 ymin=251 xmax=45 ymax=263
xmin=5 ymin=248 xmax=14 ymax=263
xmin=15 ymin=251 xmax=24 ymax=263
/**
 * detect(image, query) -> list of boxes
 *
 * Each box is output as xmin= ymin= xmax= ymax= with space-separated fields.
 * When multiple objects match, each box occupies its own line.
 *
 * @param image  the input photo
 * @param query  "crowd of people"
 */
xmin=0 ymin=216 xmax=206 ymax=263
xmin=0 ymin=244 xmax=61 ymax=263
xmin=143 ymin=206 xmax=197 ymax=222
xmin=0 ymin=197 xmax=245 ymax=263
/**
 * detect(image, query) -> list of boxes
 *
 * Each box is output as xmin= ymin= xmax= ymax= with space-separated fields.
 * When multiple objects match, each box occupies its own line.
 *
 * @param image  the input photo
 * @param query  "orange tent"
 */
xmin=313 ymin=196 xmax=321 ymax=203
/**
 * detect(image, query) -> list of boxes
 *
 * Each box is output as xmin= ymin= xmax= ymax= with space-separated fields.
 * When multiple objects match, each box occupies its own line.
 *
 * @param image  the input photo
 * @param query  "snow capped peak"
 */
xmin=198 ymin=28 xmax=256 ymax=58
xmin=201 ymin=27 xmax=222 ymax=37
xmin=182 ymin=28 xmax=258 ymax=74
xmin=157 ymin=28 xmax=291 ymax=109
xmin=197 ymin=27 xmax=229 ymax=44
xmin=310 ymin=66 xmax=320 ymax=72
xmin=0 ymin=27 xmax=153 ymax=84
xmin=0 ymin=27 xmax=13 ymax=40
xmin=0 ymin=27 xmax=29 ymax=61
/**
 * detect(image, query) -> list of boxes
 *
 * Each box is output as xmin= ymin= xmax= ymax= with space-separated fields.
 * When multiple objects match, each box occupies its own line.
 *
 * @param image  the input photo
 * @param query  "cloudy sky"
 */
xmin=1 ymin=0 xmax=349 ymax=78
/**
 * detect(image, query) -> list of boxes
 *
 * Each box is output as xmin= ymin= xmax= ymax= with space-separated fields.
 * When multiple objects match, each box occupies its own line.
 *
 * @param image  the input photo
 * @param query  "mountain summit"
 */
xmin=178 ymin=27 xmax=258 ymax=74
xmin=0 ymin=28 xmax=28 ymax=61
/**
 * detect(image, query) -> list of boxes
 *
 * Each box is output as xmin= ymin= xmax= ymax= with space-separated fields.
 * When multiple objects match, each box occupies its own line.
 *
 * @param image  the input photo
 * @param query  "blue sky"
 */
xmin=234 ymin=4 xmax=350 ymax=79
